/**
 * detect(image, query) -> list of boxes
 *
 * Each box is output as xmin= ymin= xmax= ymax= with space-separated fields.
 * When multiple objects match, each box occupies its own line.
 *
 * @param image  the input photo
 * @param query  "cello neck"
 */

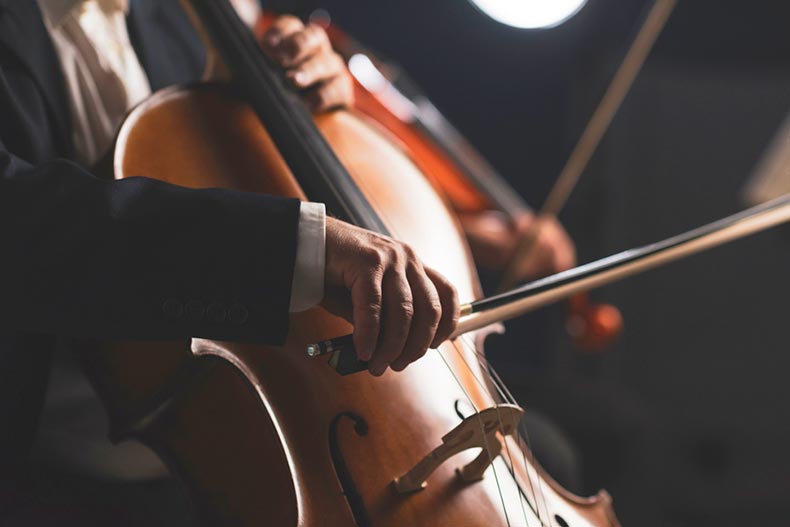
xmin=181 ymin=0 xmax=387 ymax=233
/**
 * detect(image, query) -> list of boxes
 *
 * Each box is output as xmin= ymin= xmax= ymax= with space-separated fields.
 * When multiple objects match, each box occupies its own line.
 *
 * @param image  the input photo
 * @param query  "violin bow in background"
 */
xmin=498 ymin=0 xmax=678 ymax=291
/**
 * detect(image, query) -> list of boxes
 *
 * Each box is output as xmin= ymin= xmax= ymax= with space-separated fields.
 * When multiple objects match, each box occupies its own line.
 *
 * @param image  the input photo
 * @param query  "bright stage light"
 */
xmin=469 ymin=0 xmax=589 ymax=29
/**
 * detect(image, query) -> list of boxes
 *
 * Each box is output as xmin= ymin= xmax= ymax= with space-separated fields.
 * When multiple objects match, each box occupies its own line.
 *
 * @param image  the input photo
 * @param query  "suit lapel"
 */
xmin=0 ymin=0 xmax=72 ymax=155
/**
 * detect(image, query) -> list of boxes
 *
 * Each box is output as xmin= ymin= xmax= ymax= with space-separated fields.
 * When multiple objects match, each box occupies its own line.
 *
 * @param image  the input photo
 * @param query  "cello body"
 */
xmin=79 ymin=84 xmax=618 ymax=526
xmin=78 ymin=3 xmax=620 ymax=524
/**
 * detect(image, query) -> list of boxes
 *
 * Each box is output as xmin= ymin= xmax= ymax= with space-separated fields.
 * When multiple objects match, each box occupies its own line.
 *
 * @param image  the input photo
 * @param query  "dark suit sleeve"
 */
xmin=0 ymin=140 xmax=301 ymax=344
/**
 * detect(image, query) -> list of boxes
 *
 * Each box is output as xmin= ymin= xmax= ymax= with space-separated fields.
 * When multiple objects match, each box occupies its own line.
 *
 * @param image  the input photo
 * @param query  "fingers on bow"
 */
xmin=360 ymin=248 xmax=459 ymax=376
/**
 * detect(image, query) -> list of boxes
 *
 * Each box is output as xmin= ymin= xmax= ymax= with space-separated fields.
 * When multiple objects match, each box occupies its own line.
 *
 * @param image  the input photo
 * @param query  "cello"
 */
xmin=75 ymin=2 xmax=790 ymax=524
xmin=78 ymin=0 xmax=619 ymax=525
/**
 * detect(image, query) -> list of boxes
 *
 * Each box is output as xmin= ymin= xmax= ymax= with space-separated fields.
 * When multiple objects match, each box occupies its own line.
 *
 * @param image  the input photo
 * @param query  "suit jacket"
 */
xmin=0 ymin=0 xmax=299 ymax=483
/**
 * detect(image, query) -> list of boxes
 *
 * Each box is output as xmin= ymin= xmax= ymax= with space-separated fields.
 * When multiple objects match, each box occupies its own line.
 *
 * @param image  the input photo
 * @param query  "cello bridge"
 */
xmin=392 ymin=404 xmax=524 ymax=494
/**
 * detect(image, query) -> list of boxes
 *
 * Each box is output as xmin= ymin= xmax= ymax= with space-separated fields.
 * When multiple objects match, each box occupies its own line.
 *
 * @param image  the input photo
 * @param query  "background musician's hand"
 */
xmin=460 ymin=210 xmax=576 ymax=281
xmin=261 ymin=15 xmax=354 ymax=113
xmin=322 ymin=218 xmax=460 ymax=376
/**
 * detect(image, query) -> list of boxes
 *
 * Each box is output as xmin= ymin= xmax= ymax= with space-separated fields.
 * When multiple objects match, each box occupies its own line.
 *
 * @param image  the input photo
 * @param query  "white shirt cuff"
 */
xmin=289 ymin=202 xmax=326 ymax=312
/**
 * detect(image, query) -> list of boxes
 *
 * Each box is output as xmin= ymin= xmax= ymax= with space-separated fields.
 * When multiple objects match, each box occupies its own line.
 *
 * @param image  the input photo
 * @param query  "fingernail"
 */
xmin=293 ymin=71 xmax=308 ymax=86
xmin=370 ymin=365 xmax=386 ymax=376
xmin=390 ymin=362 xmax=405 ymax=372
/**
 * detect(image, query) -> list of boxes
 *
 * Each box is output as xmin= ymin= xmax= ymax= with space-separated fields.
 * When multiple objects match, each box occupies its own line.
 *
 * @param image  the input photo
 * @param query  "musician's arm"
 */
xmin=0 ymin=139 xmax=302 ymax=345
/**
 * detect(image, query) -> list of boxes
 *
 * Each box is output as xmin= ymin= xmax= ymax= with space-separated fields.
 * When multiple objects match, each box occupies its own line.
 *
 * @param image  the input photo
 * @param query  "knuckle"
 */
xmin=394 ymin=245 xmax=412 ymax=265
xmin=360 ymin=303 xmax=381 ymax=324
xmin=363 ymin=248 xmax=386 ymax=269
xmin=365 ymin=284 xmax=383 ymax=306
xmin=428 ymin=300 xmax=442 ymax=325
xmin=385 ymin=244 xmax=402 ymax=264
xmin=367 ymin=287 xmax=383 ymax=304
xmin=399 ymin=301 xmax=415 ymax=320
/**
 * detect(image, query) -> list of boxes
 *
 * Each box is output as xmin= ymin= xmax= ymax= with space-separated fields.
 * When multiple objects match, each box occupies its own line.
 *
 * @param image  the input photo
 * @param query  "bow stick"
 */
xmin=310 ymin=193 xmax=790 ymax=373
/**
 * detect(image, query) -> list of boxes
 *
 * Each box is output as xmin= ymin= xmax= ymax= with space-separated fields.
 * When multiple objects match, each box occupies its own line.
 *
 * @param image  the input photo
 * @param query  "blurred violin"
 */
xmin=285 ymin=16 xmax=627 ymax=351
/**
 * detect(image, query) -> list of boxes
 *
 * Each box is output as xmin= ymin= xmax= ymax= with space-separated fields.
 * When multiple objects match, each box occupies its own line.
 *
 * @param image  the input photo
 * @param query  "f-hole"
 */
xmin=328 ymin=412 xmax=371 ymax=527
xmin=555 ymin=514 xmax=570 ymax=527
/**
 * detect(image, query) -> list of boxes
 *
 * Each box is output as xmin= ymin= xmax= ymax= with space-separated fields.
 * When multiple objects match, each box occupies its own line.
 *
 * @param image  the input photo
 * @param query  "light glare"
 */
xmin=469 ymin=0 xmax=588 ymax=29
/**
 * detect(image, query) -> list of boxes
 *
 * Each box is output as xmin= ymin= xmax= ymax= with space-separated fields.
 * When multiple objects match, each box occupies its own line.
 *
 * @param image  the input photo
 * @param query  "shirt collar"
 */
xmin=37 ymin=0 xmax=129 ymax=29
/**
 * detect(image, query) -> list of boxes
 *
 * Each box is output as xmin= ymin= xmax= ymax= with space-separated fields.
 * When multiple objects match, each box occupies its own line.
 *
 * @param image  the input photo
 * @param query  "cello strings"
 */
xmin=446 ymin=337 xmax=533 ymax=526
xmin=451 ymin=333 xmax=548 ymax=525
xmin=448 ymin=337 xmax=537 ymax=523
xmin=435 ymin=345 xmax=514 ymax=527
xmin=456 ymin=336 xmax=545 ymax=525
xmin=372 ymin=214 xmax=515 ymax=524
xmin=458 ymin=333 xmax=553 ymax=524
xmin=447 ymin=336 xmax=546 ymax=526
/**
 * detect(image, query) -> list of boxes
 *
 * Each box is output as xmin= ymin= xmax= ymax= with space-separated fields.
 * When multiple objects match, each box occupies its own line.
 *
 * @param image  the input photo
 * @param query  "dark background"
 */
xmin=288 ymin=0 xmax=790 ymax=525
